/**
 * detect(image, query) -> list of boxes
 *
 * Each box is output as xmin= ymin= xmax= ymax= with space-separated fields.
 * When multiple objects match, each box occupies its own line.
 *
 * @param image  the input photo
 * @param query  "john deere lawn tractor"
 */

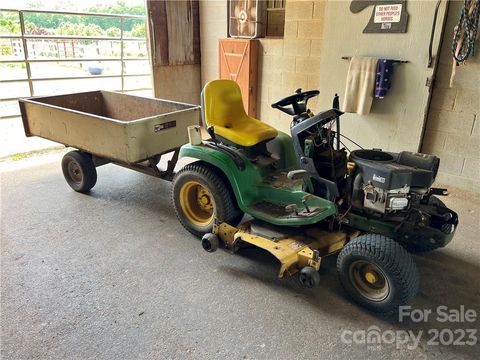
xmin=172 ymin=79 xmax=458 ymax=313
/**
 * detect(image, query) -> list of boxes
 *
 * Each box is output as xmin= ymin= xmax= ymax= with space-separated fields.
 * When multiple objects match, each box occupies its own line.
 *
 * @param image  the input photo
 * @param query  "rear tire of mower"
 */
xmin=172 ymin=162 xmax=243 ymax=237
xmin=337 ymin=234 xmax=419 ymax=314
xmin=61 ymin=151 xmax=97 ymax=193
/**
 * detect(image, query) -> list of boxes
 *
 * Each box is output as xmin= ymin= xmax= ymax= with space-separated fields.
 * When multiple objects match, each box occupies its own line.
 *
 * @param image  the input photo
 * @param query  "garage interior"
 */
xmin=1 ymin=1 xmax=479 ymax=359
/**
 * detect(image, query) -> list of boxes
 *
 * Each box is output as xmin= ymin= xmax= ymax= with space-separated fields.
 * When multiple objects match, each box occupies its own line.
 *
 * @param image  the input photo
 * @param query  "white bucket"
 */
xmin=187 ymin=125 xmax=202 ymax=145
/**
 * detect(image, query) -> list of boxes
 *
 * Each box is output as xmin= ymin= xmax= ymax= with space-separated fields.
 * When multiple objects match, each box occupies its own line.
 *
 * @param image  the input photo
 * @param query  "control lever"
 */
xmin=287 ymin=169 xmax=309 ymax=180
xmin=302 ymin=194 xmax=313 ymax=213
xmin=207 ymin=126 xmax=217 ymax=143
xmin=287 ymin=169 xmax=309 ymax=190
xmin=285 ymin=204 xmax=299 ymax=216
xmin=333 ymin=93 xmax=341 ymax=150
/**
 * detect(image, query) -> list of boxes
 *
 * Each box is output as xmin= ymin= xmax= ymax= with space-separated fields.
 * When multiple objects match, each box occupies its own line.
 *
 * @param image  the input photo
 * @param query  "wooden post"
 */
xmin=146 ymin=0 xmax=201 ymax=105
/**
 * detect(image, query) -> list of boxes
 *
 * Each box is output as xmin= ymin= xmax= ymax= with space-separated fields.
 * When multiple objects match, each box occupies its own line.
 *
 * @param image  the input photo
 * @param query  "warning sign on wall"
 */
xmin=374 ymin=4 xmax=402 ymax=23
xmin=349 ymin=0 xmax=409 ymax=33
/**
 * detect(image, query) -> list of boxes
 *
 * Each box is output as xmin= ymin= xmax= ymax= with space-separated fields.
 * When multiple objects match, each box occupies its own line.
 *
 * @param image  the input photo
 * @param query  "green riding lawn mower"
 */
xmin=172 ymin=79 xmax=459 ymax=313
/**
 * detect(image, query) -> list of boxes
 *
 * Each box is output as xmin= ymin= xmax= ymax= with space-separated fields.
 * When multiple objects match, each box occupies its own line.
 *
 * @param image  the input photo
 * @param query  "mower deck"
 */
xmin=212 ymin=220 xmax=359 ymax=279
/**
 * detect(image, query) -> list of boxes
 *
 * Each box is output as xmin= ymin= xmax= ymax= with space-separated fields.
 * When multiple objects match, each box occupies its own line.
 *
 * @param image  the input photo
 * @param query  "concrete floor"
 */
xmin=1 ymin=153 xmax=479 ymax=360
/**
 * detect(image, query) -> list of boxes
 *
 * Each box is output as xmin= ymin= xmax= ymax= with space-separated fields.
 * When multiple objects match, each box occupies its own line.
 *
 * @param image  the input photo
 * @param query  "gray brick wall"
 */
xmin=422 ymin=1 xmax=480 ymax=191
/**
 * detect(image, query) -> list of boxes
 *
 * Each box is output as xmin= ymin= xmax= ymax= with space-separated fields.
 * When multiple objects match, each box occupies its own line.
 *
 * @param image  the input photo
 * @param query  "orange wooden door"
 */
xmin=219 ymin=38 xmax=258 ymax=117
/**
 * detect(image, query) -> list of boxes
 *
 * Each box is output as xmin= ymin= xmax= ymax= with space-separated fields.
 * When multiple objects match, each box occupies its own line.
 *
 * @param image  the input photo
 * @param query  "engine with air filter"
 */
xmin=350 ymin=150 xmax=440 ymax=214
xmin=273 ymin=89 xmax=458 ymax=251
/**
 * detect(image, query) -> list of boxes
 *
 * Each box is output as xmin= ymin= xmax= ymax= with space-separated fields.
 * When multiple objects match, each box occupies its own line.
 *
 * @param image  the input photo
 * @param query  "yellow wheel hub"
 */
xmin=349 ymin=260 xmax=390 ymax=301
xmin=365 ymin=271 xmax=378 ymax=284
xmin=179 ymin=180 xmax=214 ymax=227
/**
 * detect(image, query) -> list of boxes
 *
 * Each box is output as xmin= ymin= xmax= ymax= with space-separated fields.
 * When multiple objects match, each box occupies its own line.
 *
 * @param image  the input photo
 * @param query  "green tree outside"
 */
xmin=0 ymin=18 xmax=20 ymax=35
xmin=0 ymin=0 xmax=146 ymax=34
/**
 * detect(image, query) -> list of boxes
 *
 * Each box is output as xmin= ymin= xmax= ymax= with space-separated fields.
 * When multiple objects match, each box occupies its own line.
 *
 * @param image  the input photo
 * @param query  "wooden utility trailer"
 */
xmin=19 ymin=90 xmax=201 ymax=190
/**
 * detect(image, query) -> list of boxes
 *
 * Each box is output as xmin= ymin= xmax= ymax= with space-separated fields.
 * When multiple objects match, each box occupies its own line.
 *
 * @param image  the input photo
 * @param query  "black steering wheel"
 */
xmin=271 ymin=88 xmax=320 ymax=116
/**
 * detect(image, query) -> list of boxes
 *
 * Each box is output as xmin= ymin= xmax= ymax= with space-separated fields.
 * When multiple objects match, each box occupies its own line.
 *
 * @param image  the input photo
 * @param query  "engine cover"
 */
xmin=350 ymin=149 xmax=440 ymax=214
xmin=350 ymin=150 xmax=438 ymax=190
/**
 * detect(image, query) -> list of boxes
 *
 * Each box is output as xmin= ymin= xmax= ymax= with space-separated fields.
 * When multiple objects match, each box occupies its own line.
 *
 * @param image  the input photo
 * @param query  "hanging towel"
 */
xmin=375 ymin=59 xmax=395 ymax=98
xmin=342 ymin=56 xmax=378 ymax=115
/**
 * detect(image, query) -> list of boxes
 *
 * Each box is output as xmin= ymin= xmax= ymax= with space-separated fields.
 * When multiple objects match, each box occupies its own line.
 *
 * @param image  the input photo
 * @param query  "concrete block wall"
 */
xmin=421 ymin=1 xmax=480 ymax=190
xmin=199 ymin=1 xmax=228 ymax=87
xmin=258 ymin=0 xmax=326 ymax=133
xmin=199 ymin=0 xmax=327 ymax=134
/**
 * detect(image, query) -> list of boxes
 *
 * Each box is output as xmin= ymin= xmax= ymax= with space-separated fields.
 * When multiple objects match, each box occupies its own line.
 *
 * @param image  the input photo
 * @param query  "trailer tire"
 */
xmin=172 ymin=163 xmax=243 ymax=237
xmin=62 ymin=151 xmax=97 ymax=193
xmin=337 ymin=234 xmax=419 ymax=314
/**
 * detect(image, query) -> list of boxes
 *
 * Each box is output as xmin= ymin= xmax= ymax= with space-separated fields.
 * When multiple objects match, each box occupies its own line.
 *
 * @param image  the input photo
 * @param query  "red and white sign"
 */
xmin=374 ymin=4 xmax=402 ymax=23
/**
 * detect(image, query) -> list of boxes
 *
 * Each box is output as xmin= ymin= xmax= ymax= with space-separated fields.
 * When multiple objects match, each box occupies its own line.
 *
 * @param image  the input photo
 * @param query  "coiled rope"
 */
xmin=450 ymin=0 xmax=480 ymax=86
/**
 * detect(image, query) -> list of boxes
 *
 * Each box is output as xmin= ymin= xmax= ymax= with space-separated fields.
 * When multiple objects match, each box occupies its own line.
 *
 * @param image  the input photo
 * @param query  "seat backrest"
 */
xmin=201 ymin=80 xmax=248 ymax=129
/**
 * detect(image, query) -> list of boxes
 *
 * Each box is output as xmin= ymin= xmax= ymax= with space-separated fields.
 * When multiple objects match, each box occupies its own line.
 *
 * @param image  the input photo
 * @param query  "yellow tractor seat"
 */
xmin=202 ymin=80 xmax=278 ymax=147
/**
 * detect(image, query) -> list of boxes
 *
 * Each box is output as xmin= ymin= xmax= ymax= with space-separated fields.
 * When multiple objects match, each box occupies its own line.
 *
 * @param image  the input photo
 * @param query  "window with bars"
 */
xmin=265 ymin=0 xmax=285 ymax=37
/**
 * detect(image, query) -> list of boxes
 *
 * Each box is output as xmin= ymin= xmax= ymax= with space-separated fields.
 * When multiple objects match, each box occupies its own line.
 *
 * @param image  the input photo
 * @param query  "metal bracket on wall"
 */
xmin=341 ymin=56 xmax=408 ymax=63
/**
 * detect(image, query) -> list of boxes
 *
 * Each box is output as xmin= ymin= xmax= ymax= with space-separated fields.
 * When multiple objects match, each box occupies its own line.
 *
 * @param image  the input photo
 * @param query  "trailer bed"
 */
xmin=19 ymin=90 xmax=200 ymax=163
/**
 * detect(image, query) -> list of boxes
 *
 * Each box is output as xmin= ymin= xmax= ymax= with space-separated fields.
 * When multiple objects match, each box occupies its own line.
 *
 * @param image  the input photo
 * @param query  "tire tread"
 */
xmin=172 ymin=162 xmax=242 ymax=237
xmin=337 ymin=234 xmax=419 ymax=313
xmin=61 ymin=151 xmax=97 ymax=193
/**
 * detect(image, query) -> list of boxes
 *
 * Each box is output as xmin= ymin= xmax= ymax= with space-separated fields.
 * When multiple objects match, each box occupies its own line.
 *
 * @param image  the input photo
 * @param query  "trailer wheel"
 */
xmin=172 ymin=163 xmax=243 ymax=237
xmin=336 ymin=234 xmax=419 ymax=314
xmin=62 ymin=151 xmax=97 ymax=193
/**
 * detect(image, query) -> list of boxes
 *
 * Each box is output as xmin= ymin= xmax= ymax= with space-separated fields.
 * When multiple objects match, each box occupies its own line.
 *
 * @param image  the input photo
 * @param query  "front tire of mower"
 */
xmin=61 ymin=151 xmax=97 ymax=193
xmin=172 ymin=163 xmax=243 ymax=237
xmin=336 ymin=234 xmax=419 ymax=314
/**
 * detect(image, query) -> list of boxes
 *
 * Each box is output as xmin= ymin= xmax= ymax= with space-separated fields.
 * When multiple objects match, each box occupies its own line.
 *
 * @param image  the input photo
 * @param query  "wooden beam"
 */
xmin=147 ymin=0 xmax=200 ymax=66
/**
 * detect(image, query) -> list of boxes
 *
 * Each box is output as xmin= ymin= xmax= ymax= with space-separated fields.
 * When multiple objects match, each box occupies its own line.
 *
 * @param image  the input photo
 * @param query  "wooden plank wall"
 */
xmin=147 ymin=0 xmax=200 ymax=66
xmin=147 ymin=0 xmax=202 ymax=105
